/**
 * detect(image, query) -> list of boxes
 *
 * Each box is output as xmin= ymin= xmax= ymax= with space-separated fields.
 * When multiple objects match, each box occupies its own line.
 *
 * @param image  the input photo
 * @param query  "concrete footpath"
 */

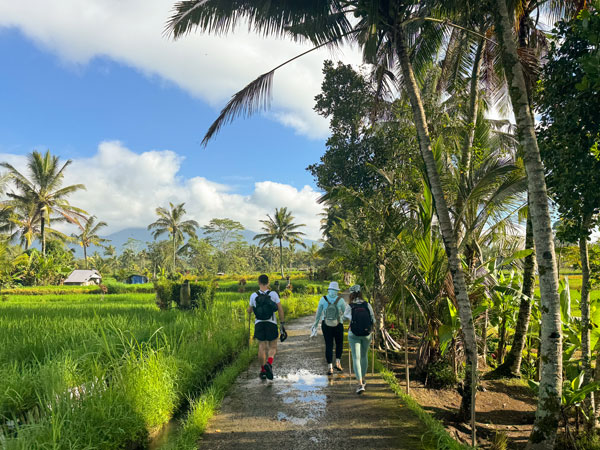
xmin=198 ymin=315 xmax=431 ymax=449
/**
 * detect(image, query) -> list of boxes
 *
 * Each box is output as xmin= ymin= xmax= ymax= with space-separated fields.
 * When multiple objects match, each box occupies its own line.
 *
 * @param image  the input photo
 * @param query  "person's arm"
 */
xmin=270 ymin=291 xmax=284 ymax=325
xmin=338 ymin=298 xmax=346 ymax=321
xmin=312 ymin=300 xmax=324 ymax=329
xmin=343 ymin=303 xmax=352 ymax=321
xmin=368 ymin=303 xmax=376 ymax=323
xmin=247 ymin=295 xmax=254 ymax=315
xmin=277 ymin=302 xmax=285 ymax=324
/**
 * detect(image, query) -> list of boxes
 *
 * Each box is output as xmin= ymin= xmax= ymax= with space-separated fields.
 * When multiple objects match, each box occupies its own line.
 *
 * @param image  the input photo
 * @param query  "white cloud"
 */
xmin=0 ymin=0 xmax=363 ymax=139
xmin=0 ymin=142 xmax=324 ymax=240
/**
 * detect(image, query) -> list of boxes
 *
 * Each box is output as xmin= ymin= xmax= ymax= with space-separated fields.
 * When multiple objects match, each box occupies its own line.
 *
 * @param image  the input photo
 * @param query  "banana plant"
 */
xmin=560 ymin=276 xmax=583 ymax=363
xmin=529 ymin=370 xmax=600 ymax=443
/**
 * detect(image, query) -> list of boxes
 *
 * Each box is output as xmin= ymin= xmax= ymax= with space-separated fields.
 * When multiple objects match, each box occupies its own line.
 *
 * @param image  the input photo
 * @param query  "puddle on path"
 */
xmin=275 ymin=369 xmax=329 ymax=425
xmin=276 ymin=369 xmax=328 ymax=393
xmin=276 ymin=411 xmax=310 ymax=426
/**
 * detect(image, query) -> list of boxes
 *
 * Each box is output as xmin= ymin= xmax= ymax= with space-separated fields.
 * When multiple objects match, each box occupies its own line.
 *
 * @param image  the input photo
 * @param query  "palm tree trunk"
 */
xmin=173 ymin=236 xmax=177 ymax=272
xmin=492 ymin=2 xmax=562 ymax=448
xmin=373 ymin=253 xmax=386 ymax=349
xmin=397 ymin=28 xmax=478 ymax=427
xmin=497 ymin=314 xmax=508 ymax=364
xmin=494 ymin=210 xmax=535 ymax=377
xmin=279 ymin=238 xmax=284 ymax=279
xmin=456 ymin=38 xmax=485 ymax=248
xmin=460 ymin=38 xmax=485 ymax=178
xmin=40 ymin=215 xmax=46 ymax=256
xmin=84 ymin=245 xmax=88 ymax=269
xmin=580 ymin=215 xmax=595 ymax=430
xmin=403 ymin=286 xmax=410 ymax=395
xmin=482 ymin=308 xmax=488 ymax=366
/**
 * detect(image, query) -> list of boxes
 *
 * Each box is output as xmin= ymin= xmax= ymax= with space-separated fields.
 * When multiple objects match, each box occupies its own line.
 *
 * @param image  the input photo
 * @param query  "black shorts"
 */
xmin=254 ymin=321 xmax=279 ymax=342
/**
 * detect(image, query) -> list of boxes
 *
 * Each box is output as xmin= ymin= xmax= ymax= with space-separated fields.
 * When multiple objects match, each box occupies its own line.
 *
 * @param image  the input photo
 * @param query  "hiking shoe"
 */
xmin=356 ymin=384 xmax=365 ymax=395
xmin=327 ymin=367 xmax=334 ymax=376
xmin=259 ymin=371 xmax=267 ymax=380
xmin=264 ymin=362 xmax=273 ymax=380
xmin=334 ymin=364 xmax=343 ymax=372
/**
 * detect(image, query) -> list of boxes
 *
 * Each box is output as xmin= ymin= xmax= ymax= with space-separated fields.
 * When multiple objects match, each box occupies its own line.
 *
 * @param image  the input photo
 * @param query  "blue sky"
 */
xmin=0 ymin=1 xmax=364 ymax=239
xmin=0 ymin=28 xmax=326 ymax=193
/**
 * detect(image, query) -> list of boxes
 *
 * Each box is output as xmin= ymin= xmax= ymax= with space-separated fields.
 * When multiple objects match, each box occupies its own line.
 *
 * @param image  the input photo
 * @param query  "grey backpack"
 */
xmin=324 ymin=296 xmax=341 ymax=327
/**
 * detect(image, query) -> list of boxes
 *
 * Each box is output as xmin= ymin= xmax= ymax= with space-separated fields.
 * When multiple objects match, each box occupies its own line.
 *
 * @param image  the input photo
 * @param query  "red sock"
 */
xmin=267 ymin=357 xmax=274 ymax=365
xmin=260 ymin=365 xmax=266 ymax=372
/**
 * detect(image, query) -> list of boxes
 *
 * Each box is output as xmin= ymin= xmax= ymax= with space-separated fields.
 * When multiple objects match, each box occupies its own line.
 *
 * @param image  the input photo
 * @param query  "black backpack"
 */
xmin=253 ymin=291 xmax=278 ymax=320
xmin=350 ymin=302 xmax=372 ymax=336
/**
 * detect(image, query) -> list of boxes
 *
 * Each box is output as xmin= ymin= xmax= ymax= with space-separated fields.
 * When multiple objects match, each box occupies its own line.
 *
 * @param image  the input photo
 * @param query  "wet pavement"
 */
xmin=198 ymin=315 xmax=431 ymax=449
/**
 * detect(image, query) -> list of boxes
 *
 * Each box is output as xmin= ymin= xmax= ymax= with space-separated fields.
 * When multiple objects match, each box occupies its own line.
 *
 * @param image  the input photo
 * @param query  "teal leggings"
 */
xmin=348 ymin=333 xmax=371 ymax=382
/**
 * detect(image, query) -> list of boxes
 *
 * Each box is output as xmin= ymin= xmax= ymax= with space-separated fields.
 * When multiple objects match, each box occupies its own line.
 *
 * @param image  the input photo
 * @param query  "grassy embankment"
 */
xmin=0 ymin=281 xmax=321 ymax=448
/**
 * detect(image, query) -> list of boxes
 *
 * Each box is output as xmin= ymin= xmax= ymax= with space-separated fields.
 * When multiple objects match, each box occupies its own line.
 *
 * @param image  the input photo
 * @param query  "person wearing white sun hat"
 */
xmin=311 ymin=281 xmax=346 ymax=375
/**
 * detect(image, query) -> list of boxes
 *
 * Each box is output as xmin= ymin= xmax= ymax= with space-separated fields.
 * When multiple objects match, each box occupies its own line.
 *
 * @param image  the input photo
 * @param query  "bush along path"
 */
xmin=193 ymin=315 xmax=435 ymax=450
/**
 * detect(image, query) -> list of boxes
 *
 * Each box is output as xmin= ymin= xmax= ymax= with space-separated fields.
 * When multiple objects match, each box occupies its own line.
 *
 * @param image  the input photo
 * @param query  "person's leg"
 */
xmin=321 ymin=322 xmax=334 ymax=365
xmin=348 ymin=334 xmax=362 ymax=383
xmin=359 ymin=335 xmax=371 ymax=382
xmin=267 ymin=339 xmax=278 ymax=362
xmin=258 ymin=322 xmax=278 ymax=379
xmin=334 ymin=323 xmax=344 ymax=369
xmin=258 ymin=340 xmax=268 ymax=367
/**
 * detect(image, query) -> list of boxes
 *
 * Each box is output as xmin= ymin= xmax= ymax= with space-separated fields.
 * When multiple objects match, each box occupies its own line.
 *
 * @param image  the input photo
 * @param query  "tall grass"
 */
xmin=0 ymin=289 xmax=318 ymax=448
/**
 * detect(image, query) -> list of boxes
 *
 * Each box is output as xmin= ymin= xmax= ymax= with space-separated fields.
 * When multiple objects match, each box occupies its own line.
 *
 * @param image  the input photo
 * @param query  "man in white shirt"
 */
xmin=248 ymin=274 xmax=285 ymax=380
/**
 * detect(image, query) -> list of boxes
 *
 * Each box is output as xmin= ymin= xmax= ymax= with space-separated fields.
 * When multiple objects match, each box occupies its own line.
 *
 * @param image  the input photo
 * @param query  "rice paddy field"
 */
xmin=0 ymin=281 xmax=322 ymax=449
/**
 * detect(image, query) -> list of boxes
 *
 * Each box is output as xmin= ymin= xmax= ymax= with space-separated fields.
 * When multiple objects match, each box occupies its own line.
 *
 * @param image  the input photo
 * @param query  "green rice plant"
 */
xmin=0 ymin=285 xmax=318 ymax=448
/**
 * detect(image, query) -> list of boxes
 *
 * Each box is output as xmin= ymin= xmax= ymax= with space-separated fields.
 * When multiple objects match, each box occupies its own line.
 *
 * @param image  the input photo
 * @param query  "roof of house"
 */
xmin=64 ymin=269 xmax=102 ymax=283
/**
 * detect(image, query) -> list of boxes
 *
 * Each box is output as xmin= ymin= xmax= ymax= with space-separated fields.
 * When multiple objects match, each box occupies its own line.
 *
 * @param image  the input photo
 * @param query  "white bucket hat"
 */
xmin=349 ymin=284 xmax=361 ymax=293
xmin=328 ymin=281 xmax=340 ymax=291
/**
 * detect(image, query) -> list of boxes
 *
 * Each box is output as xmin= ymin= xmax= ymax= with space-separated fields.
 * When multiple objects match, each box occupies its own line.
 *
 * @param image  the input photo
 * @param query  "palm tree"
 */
xmin=490 ymin=4 xmax=564 ymax=447
xmin=6 ymin=200 xmax=41 ymax=250
xmin=0 ymin=150 xmax=86 ymax=255
xmin=72 ymin=216 xmax=108 ymax=268
xmin=306 ymin=243 xmax=321 ymax=274
xmin=254 ymin=207 xmax=306 ymax=278
xmin=147 ymin=202 xmax=198 ymax=271
xmin=247 ymin=244 xmax=266 ymax=271
xmin=103 ymin=244 xmax=116 ymax=258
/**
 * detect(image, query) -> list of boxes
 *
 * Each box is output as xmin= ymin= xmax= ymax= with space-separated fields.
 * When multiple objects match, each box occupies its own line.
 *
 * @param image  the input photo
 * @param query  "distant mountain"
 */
xmin=69 ymin=227 xmax=320 ymax=257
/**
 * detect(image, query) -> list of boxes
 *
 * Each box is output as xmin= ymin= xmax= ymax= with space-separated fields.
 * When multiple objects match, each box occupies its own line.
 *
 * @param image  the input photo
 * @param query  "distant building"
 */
xmin=64 ymin=269 xmax=102 ymax=286
xmin=126 ymin=274 xmax=149 ymax=284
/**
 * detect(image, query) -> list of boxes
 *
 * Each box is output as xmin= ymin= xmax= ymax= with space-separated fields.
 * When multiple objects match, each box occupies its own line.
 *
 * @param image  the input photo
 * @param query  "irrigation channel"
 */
xmin=151 ymin=315 xmax=431 ymax=449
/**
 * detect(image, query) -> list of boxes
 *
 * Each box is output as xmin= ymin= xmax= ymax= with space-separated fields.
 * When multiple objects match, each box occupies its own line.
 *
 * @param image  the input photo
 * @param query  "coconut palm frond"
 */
xmin=165 ymin=0 xmax=211 ymax=37
xmin=284 ymin=11 xmax=353 ymax=47
xmin=166 ymin=0 xmax=346 ymax=39
xmin=202 ymin=70 xmax=274 ymax=146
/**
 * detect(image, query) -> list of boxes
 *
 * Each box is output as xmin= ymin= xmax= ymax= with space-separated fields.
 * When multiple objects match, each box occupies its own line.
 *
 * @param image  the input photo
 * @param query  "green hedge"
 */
xmin=2 ymin=281 xmax=154 ymax=296
xmin=153 ymin=280 xmax=215 ymax=310
xmin=0 ymin=285 xmax=100 ymax=296
xmin=104 ymin=281 xmax=154 ymax=294
xmin=216 ymin=279 xmax=327 ymax=295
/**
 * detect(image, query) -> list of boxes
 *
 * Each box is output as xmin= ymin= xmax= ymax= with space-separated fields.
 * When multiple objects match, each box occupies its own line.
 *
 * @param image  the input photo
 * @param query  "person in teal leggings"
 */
xmin=343 ymin=285 xmax=375 ymax=394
